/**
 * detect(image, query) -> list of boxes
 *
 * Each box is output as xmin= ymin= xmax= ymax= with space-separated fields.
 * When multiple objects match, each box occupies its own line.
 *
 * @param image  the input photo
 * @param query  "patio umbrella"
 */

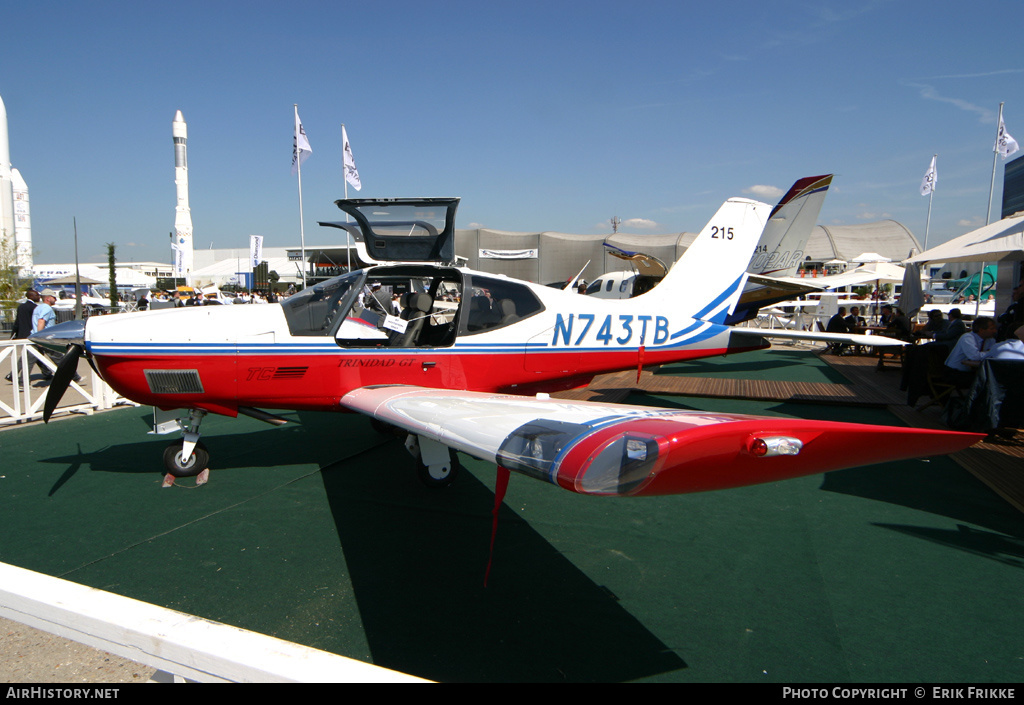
xmin=898 ymin=262 xmax=925 ymax=320
xmin=43 ymin=274 xmax=105 ymax=286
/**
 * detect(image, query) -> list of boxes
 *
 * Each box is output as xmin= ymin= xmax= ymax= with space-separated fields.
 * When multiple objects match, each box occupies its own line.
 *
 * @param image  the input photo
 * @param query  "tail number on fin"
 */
xmin=553 ymin=314 xmax=669 ymax=347
xmin=711 ymin=226 xmax=735 ymax=240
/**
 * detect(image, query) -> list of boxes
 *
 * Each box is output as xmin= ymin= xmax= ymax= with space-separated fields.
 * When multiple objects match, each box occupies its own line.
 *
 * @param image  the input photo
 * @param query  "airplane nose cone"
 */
xmin=29 ymin=319 xmax=86 ymax=353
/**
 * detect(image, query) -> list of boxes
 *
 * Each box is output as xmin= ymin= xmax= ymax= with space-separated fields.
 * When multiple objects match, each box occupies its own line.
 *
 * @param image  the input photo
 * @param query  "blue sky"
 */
xmin=3 ymin=0 xmax=1022 ymax=266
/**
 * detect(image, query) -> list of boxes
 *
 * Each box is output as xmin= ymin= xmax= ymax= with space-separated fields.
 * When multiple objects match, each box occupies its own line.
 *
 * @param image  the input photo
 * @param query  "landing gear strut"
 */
xmin=163 ymin=409 xmax=208 ymax=478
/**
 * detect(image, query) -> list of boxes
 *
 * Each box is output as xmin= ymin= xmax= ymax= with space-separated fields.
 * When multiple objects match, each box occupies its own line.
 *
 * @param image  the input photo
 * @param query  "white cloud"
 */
xmin=743 ymin=184 xmax=784 ymax=200
xmin=856 ymin=210 xmax=892 ymax=220
xmin=904 ymin=82 xmax=995 ymax=124
xmin=622 ymin=218 xmax=659 ymax=230
xmin=957 ymin=216 xmax=985 ymax=228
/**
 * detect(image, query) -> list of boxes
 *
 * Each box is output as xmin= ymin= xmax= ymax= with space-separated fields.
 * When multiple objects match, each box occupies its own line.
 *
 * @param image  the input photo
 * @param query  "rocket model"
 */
xmin=0 ymin=93 xmax=32 ymax=278
xmin=172 ymin=110 xmax=194 ymax=284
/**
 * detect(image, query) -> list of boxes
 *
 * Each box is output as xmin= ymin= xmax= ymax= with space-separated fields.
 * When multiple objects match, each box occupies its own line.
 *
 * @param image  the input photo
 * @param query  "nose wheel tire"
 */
xmin=163 ymin=440 xmax=210 ymax=478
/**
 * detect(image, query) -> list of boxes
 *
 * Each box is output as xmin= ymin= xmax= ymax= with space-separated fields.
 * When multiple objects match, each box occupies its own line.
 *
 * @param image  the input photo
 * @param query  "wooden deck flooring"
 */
xmin=555 ymin=348 xmax=1023 ymax=513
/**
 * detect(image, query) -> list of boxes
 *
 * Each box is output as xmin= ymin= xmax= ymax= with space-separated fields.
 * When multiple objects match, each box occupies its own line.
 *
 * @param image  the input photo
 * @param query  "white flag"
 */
xmin=171 ymin=242 xmax=185 ymax=277
xmin=342 ymin=125 xmax=361 ymax=191
xmin=250 ymin=234 xmax=263 ymax=268
xmin=291 ymin=107 xmax=312 ymax=175
xmin=920 ymin=155 xmax=937 ymax=196
xmin=996 ymin=115 xmax=1020 ymax=159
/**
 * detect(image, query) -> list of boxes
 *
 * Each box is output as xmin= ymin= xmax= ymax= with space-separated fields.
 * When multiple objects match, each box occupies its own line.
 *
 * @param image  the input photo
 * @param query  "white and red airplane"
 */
xmin=32 ymin=194 xmax=982 ymax=495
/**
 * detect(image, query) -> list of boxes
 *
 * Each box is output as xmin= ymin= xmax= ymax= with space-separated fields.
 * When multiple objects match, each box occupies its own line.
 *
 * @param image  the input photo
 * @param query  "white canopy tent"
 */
xmin=904 ymin=212 xmax=1023 ymax=319
xmin=792 ymin=261 xmax=909 ymax=289
xmin=904 ymin=212 xmax=1024 ymax=265
xmin=850 ymin=252 xmax=892 ymax=264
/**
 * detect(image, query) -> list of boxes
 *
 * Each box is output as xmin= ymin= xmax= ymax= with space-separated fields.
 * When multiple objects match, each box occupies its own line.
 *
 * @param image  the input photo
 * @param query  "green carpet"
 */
xmin=1 ymin=351 xmax=1022 ymax=682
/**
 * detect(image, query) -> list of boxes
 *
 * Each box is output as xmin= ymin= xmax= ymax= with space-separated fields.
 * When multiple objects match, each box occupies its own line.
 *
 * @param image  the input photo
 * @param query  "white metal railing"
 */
xmin=0 ymin=562 xmax=427 ymax=683
xmin=0 ymin=339 xmax=133 ymax=426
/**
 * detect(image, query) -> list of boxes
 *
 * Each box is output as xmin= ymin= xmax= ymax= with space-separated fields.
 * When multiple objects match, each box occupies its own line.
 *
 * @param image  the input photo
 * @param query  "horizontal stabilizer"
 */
xmin=729 ymin=327 xmax=909 ymax=348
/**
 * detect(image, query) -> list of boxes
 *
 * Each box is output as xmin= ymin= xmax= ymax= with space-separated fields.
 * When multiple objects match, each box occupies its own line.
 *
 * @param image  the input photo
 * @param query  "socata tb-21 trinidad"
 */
xmin=32 ymin=189 xmax=981 ymax=498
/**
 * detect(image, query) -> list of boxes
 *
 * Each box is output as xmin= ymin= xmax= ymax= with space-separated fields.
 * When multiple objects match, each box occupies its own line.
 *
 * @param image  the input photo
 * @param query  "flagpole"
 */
xmin=924 ymin=154 xmax=935 ymax=250
xmin=342 ymin=123 xmax=351 ymax=274
xmin=295 ymin=104 xmax=307 ymax=289
xmin=978 ymin=103 xmax=1006 ymax=317
xmin=73 ymin=217 xmax=82 ymax=320
xmin=986 ymin=102 xmax=1004 ymax=226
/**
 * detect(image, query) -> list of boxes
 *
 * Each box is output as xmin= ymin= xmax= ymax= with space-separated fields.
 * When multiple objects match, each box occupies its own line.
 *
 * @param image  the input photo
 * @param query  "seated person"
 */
xmin=844 ymin=306 xmax=866 ymax=330
xmin=881 ymin=304 xmax=914 ymax=342
xmin=943 ymin=316 xmax=998 ymax=386
xmin=984 ymin=323 xmax=1024 ymax=361
xmin=825 ymin=307 xmax=849 ymax=354
xmin=916 ymin=309 xmax=947 ymax=339
xmin=826 ymin=307 xmax=849 ymax=333
xmin=932 ymin=308 xmax=967 ymax=349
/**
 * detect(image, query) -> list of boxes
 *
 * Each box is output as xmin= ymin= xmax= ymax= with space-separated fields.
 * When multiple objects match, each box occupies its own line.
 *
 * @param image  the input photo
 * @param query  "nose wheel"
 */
xmin=163 ymin=439 xmax=210 ymax=478
xmin=163 ymin=409 xmax=209 ymax=479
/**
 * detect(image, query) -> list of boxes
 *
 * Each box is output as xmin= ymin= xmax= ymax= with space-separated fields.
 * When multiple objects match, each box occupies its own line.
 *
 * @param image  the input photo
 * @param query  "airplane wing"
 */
xmin=340 ymin=385 xmax=981 ymax=498
xmin=728 ymin=326 xmax=907 ymax=348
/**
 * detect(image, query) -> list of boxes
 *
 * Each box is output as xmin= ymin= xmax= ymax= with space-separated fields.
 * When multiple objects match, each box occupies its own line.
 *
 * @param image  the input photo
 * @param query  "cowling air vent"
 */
xmin=145 ymin=369 xmax=205 ymax=394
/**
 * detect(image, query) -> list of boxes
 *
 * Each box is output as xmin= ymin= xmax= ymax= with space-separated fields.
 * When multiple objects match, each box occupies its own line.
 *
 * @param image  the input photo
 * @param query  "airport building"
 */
xmin=30 ymin=218 xmax=924 ymax=293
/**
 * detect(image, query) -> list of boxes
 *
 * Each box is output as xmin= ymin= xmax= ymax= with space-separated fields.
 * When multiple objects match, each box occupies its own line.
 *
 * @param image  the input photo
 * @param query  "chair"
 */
xmin=911 ymin=343 xmax=963 ymax=411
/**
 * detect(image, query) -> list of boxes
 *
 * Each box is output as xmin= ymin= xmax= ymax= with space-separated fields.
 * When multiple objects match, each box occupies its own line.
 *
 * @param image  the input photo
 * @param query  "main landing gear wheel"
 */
xmin=163 ymin=439 xmax=210 ymax=478
xmin=416 ymin=448 xmax=461 ymax=488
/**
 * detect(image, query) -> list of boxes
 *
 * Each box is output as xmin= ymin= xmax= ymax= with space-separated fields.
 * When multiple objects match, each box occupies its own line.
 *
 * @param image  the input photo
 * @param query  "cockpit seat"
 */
xmin=389 ymin=292 xmax=433 ymax=347
xmin=496 ymin=298 xmax=517 ymax=325
xmin=467 ymin=295 xmax=496 ymax=331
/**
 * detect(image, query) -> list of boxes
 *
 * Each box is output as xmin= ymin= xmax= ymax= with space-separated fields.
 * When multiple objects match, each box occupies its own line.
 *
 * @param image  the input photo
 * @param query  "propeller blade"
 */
xmin=43 ymin=344 xmax=83 ymax=423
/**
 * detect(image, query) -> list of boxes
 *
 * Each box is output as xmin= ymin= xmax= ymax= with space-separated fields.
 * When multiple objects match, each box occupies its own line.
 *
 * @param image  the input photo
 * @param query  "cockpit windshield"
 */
xmin=281 ymin=270 xmax=363 ymax=336
xmin=281 ymin=265 xmax=467 ymax=348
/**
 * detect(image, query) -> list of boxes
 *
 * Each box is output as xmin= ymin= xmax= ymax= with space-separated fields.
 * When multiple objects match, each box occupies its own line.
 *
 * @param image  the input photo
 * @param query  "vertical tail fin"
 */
xmin=637 ymin=197 xmax=769 ymax=322
xmin=748 ymin=174 xmax=833 ymax=277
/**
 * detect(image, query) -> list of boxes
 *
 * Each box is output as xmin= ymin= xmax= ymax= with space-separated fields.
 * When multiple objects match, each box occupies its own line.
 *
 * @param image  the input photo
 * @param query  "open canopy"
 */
xmin=319 ymin=197 xmax=460 ymax=266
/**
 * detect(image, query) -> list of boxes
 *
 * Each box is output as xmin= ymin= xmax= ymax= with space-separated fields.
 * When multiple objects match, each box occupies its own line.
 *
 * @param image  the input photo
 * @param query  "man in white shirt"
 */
xmin=984 ymin=323 xmax=1024 ymax=361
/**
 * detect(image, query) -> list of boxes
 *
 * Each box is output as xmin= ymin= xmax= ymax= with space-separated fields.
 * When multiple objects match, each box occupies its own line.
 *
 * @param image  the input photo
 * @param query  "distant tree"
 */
xmin=106 ymin=242 xmax=119 ymax=310
xmin=0 ymin=232 xmax=25 ymax=326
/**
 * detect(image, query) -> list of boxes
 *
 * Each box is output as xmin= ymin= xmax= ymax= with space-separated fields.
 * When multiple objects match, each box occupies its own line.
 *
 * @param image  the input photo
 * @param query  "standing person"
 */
xmin=6 ymin=289 xmax=40 ymax=381
xmin=28 ymin=289 xmax=82 ymax=384
xmin=10 ymin=288 xmax=39 ymax=339
xmin=31 ymin=289 xmax=57 ymax=333
xmin=29 ymin=289 xmax=58 ymax=381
